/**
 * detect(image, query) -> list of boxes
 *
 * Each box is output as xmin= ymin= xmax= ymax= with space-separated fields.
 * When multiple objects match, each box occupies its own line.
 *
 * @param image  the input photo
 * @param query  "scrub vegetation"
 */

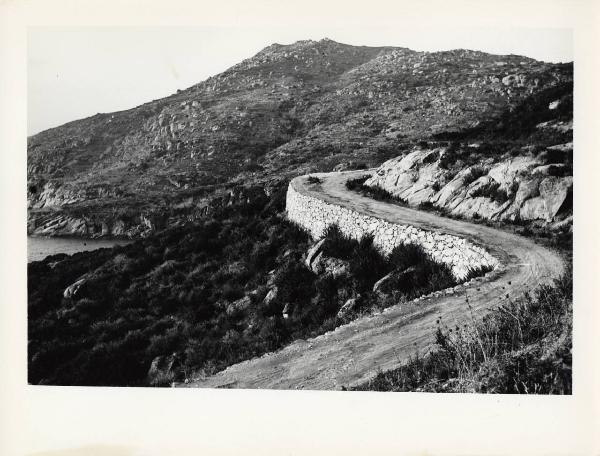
xmin=28 ymin=185 xmax=474 ymax=386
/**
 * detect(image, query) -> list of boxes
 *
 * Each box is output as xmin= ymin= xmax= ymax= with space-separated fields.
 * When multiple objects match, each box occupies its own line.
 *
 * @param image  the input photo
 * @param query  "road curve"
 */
xmin=184 ymin=170 xmax=565 ymax=390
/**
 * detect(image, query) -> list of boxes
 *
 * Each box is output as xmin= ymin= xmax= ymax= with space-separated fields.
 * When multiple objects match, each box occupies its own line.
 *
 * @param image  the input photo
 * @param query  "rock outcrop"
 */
xmin=365 ymin=148 xmax=573 ymax=226
xmin=63 ymin=277 xmax=87 ymax=299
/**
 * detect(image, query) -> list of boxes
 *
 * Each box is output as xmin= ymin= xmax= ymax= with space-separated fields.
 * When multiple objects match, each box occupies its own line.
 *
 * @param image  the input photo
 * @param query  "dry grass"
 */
xmin=353 ymin=269 xmax=572 ymax=394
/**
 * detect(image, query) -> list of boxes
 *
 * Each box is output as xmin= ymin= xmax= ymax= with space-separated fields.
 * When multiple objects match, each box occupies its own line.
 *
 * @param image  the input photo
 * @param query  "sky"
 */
xmin=27 ymin=26 xmax=573 ymax=136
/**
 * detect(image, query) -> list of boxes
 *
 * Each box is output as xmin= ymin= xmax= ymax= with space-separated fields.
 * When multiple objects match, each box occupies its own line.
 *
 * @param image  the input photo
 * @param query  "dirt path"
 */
xmin=184 ymin=170 xmax=565 ymax=390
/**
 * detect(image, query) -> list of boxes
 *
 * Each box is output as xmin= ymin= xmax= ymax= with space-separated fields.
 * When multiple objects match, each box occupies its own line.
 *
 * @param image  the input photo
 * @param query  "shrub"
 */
xmin=470 ymin=181 xmax=512 ymax=204
xmin=345 ymin=176 xmax=409 ymax=206
xmin=345 ymin=175 xmax=370 ymax=191
xmin=463 ymin=264 xmax=494 ymax=281
xmin=388 ymin=243 xmax=429 ymax=271
xmin=417 ymin=201 xmax=436 ymax=212
xmin=321 ymin=224 xmax=356 ymax=260
xmin=464 ymin=166 xmax=487 ymax=185
xmin=348 ymin=235 xmax=389 ymax=291
xmin=352 ymin=270 xmax=572 ymax=394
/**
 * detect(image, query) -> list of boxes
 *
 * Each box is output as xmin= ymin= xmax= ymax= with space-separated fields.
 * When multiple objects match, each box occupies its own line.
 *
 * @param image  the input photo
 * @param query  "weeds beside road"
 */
xmin=353 ymin=269 xmax=572 ymax=393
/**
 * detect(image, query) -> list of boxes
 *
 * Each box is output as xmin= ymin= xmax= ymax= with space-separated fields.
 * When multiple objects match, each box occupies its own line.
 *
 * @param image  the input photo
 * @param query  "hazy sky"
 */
xmin=28 ymin=27 xmax=572 ymax=136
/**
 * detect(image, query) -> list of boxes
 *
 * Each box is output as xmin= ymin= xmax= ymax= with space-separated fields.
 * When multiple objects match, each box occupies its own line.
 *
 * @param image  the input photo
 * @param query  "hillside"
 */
xmin=28 ymin=39 xmax=573 ymax=389
xmin=27 ymin=38 xmax=573 ymax=238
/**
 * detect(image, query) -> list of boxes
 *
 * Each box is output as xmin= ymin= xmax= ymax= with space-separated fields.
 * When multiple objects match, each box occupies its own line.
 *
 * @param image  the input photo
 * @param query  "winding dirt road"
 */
xmin=184 ymin=170 xmax=565 ymax=390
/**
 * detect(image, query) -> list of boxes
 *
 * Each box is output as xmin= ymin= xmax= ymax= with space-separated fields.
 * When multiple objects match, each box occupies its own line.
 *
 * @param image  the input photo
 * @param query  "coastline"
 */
xmin=27 ymin=235 xmax=133 ymax=263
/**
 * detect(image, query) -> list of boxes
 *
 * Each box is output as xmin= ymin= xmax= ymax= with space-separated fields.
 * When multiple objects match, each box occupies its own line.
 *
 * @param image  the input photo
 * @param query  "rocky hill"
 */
xmin=27 ymin=38 xmax=573 ymax=237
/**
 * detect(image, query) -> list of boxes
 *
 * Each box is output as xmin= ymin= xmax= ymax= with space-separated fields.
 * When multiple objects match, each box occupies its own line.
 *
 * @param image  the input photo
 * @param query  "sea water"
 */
xmin=27 ymin=236 xmax=132 ymax=262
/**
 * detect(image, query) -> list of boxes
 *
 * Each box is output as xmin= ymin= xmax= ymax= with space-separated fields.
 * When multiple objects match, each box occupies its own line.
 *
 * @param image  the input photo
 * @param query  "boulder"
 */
xmin=309 ymin=251 xmax=324 ymax=273
xmin=431 ymin=168 xmax=472 ymax=206
xmin=305 ymin=239 xmax=326 ymax=271
xmin=319 ymin=257 xmax=350 ymax=278
xmin=513 ymin=178 xmax=540 ymax=205
xmin=518 ymin=176 xmax=572 ymax=221
xmin=487 ymin=156 xmax=540 ymax=186
xmin=111 ymin=219 xmax=127 ymax=236
xmin=337 ymin=296 xmax=359 ymax=319
xmin=263 ymin=287 xmax=278 ymax=306
xmin=373 ymin=272 xmax=395 ymax=294
xmin=226 ymin=296 xmax=252 ymax=316
xmin=63 ymin=277 xmax=87 ymax=299
xmin=501 ymin=74 xmax=526 ymax=87
xmin=266 ymin=269 xmax=277 ymax=288
xmin=539 ymin=176 xmax=573 ymax=220
xmin=451 ymin=196 xmax=506 ymax=221
xmin=519 ymin=197 xmax=548 ymax=221
xmin=365 ymin=149 xmax=447 ymax=205
xmin=305 ymin=239 xmax=350 ymax=276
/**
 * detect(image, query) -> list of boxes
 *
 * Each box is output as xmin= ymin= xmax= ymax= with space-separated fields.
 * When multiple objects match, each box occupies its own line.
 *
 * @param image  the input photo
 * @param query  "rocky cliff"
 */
xmin=28 ymin=38 xmax=573 ymax=237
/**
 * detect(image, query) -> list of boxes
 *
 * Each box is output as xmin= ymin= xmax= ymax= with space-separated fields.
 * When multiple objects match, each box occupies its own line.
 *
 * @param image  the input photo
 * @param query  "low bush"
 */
xmin=352 ymin=270 xmax=572 ymax=394
xmin=463 ymin=264 xmax=494 ymax=282
xmin=470 ymin=181 xmax=513 ymax=204
xmin=464 ymin=166 xmax=487 ymax=185
xmin=321 ymin=224 xmax=356 ymax=260
xmin=345 ymin=175 xmax=370 ymax=191
xmin=386 ymin=243 xmax=456 ymax=298
xmin=345 ymin=176 xmax=409 ymax=205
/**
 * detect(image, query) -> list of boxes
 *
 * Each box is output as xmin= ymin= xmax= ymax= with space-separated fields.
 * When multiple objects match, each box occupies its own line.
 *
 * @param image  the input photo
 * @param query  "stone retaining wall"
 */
xmin=286 ymin=178 xmax=499 ymax=280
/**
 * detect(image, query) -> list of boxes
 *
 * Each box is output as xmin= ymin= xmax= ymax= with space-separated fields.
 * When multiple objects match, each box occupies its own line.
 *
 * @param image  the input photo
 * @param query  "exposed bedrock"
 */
xmin=365 ymin=148 xmax=573 ymax=227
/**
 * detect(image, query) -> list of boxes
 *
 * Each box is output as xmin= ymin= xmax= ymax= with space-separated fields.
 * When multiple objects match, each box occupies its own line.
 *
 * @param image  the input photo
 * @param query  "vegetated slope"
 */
xmin=182 ymin=171 xmax=565 ymax=390
xmin=27 ymin=38 xmax=572 ymax=238
xmin=28 ymin=184 xmax=465 ymax=386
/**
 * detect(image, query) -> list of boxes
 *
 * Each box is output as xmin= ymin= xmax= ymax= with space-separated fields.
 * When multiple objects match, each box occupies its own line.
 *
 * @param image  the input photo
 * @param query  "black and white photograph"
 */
xmin=2 ymin=0 xmax=599 ymax=455
xmin=26 ymin=25 xmax=574 ymax=392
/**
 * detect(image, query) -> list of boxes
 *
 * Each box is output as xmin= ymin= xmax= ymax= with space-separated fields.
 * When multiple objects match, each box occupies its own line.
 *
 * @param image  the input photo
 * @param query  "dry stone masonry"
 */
xmin=286 ymin=176 xmax=499 ymax=280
